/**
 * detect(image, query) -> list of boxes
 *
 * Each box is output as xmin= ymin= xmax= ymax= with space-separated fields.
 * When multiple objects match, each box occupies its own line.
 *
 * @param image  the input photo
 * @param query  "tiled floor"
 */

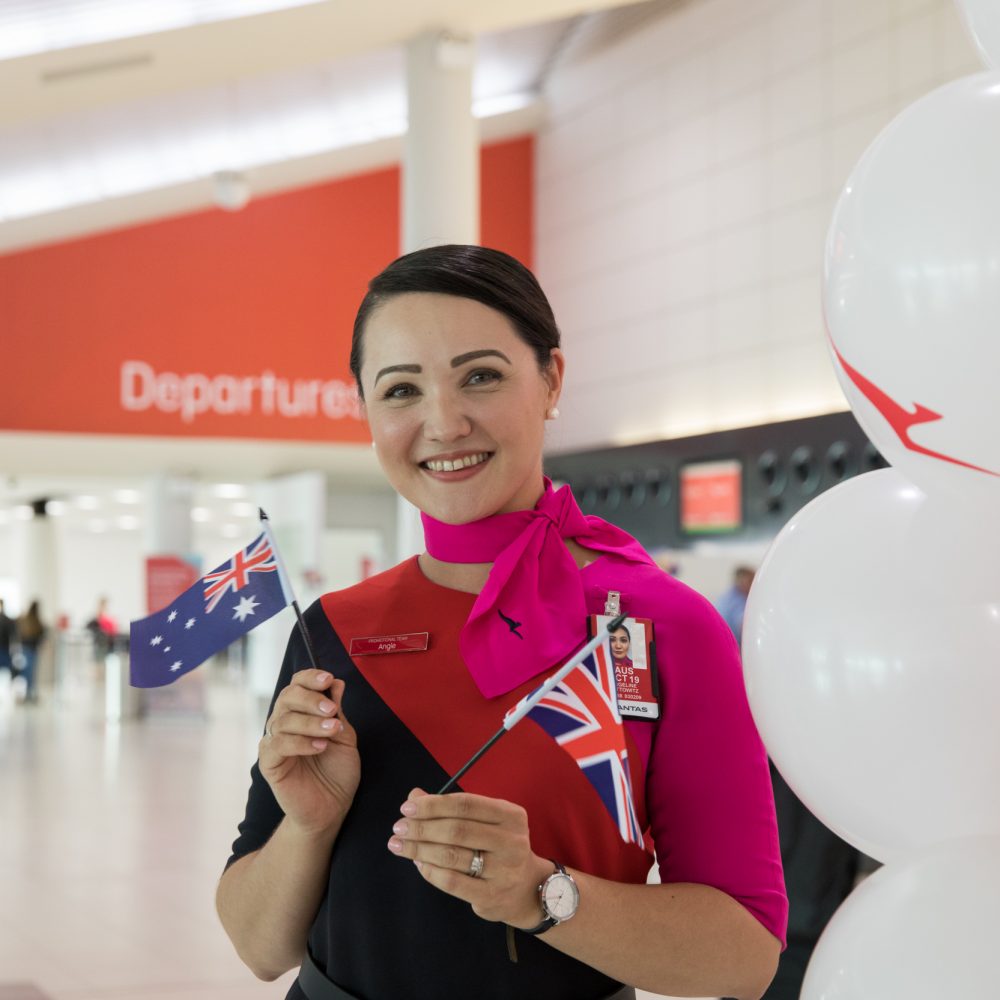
xmin=0 ymin=665 xmax=298 ymax=1000
xmin=0 ymin=665 xmax=704 ymax=1000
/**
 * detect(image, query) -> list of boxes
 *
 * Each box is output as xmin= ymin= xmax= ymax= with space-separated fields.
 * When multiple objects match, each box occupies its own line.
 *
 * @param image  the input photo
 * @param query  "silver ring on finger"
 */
xmin=468 ymin=849 xmax=485 ymax=879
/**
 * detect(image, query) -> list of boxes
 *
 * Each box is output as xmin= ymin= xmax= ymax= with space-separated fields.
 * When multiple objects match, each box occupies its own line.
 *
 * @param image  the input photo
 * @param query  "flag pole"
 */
xmin=437 ymin=613 xmax=627 ymax=794
xmin=259 ymin=509 xmax=320 ymax=671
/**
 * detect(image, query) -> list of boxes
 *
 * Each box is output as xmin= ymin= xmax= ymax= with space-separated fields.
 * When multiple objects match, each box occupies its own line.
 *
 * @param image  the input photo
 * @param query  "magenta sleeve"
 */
xmin=645 ymin=584 xmax=788 ymax=947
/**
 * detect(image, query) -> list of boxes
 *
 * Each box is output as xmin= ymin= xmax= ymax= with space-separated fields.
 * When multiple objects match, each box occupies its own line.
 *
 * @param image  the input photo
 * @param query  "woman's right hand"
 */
xmin=259 ymin=668 xmax=361 ymax=836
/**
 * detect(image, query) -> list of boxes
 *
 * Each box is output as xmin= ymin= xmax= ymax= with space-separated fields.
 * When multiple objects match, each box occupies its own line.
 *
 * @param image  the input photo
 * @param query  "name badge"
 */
xmin=590 ymin=613 xmax=661 ymax=720
xmin=350 ymin=632 xmax=430 ymax=656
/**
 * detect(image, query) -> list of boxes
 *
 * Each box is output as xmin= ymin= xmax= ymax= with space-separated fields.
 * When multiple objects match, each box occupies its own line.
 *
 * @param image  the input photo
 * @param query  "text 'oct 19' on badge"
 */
xmin=591 ymin=613 xmax=661 ymax=720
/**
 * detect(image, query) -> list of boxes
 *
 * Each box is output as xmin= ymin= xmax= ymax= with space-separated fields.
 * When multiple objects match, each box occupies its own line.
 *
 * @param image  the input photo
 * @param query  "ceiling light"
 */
xmin=212 ymin=169 xmax=251 ymax=211
xmin=45 ymin=500 xmax=67 ymax=516
xmin=113 ymin=489 xmax=141 ymax=504
xmin=75 ymin=495 xmax=100 ymax=510
xmin=191 ymin=507 xmax=211 ymax=522
xmin=14 ymin=505 xmax=33 ymax=521
xmin=211 ymin=483 xmax=247 ymax=499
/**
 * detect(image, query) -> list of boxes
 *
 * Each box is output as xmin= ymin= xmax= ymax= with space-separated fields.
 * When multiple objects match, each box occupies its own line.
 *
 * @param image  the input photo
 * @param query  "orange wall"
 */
xmin=0 ymin=136 xmax=533 ymax=444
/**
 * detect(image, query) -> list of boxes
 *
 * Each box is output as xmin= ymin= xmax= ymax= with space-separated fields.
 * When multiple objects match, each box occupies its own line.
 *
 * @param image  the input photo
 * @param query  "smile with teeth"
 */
xmin=421 ymin=452 xmax=492 ymax=473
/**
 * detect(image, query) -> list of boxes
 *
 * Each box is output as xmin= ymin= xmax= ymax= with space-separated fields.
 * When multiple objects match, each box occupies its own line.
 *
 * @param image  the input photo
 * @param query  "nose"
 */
xmin=423 ymin=388 xmax=472 ymax=443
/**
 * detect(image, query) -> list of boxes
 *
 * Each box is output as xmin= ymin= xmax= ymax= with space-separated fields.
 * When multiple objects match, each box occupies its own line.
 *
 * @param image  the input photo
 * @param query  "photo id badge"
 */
xmin=590 ymin=613 xmax=661 ymax=720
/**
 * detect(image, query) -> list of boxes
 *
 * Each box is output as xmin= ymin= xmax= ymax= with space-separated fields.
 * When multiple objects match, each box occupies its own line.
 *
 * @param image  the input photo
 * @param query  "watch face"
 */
xmin=542 ymin=873 xmax=579 ymax=921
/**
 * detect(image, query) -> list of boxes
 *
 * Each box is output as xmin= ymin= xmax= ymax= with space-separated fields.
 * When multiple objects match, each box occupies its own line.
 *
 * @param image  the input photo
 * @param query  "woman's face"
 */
xmin=359 ymin=292 xmax=563 ymax=525
xmin=610 ymin=628 xmax=631 ymax=660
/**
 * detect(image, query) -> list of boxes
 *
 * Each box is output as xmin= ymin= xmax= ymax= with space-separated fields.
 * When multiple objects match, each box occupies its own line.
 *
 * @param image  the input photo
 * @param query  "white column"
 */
xmin=139 ymin=474 xmax=198 ymax=718
xmin=15 ymin=502 xmax=59 ymax=619
xmin=403 ymin=30 xmax=479 ymax=252
xmin=12 ymin=501 xmax=60 ymax=693
xmin=143 ymin=474 xmax=193 ymax=556
xmin=398 ymin=30 xmax=479 ymax=559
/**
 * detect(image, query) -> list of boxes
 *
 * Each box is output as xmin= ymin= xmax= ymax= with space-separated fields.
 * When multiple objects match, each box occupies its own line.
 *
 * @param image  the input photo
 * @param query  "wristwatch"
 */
xmin=523 ymin=862 xmax=579 ymax=935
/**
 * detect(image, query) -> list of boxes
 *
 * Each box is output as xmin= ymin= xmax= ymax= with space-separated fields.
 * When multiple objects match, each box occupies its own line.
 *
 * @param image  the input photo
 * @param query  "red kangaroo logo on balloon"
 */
xmin=831 ymin=342 xmax=1000 ymax=478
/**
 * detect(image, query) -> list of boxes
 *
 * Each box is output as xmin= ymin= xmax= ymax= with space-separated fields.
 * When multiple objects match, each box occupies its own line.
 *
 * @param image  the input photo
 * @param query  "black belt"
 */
xmin=298 ymin=949 xmax=361 ymax=1000
xmin=297 ymin=948 xmax=637 ymax=1000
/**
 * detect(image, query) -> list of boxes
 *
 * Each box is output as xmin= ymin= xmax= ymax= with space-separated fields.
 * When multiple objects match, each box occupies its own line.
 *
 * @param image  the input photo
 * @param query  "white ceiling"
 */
xmin=0 ymin=0 xmax=661 ymax=252
xmin=0 ymin=0 xmax=666 ymax=510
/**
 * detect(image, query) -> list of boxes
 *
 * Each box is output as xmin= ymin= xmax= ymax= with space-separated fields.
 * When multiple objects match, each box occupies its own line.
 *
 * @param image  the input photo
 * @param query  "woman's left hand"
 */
xmin=387 ymin=788 xmax=553 ymax=928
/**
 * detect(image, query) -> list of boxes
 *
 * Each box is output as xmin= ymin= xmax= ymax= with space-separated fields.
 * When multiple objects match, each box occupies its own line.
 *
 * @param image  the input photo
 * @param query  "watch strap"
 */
xmin=521 ymin=913 xmax=557 ymax=935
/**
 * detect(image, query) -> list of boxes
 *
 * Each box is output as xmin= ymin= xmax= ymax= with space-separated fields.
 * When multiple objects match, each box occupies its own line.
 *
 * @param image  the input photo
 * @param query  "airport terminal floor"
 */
xmin=0 ymin=652 xmax=699 ymax=1000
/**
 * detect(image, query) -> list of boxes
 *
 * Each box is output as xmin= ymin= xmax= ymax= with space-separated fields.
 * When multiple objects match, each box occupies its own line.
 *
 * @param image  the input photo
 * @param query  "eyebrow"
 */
xmin=373 ymin=364 xmax=420 ymax=386
xmin=450 ymin=349 xmax=512 ymax=368
xmin=373 ymin=350 xmax=512 ymax=386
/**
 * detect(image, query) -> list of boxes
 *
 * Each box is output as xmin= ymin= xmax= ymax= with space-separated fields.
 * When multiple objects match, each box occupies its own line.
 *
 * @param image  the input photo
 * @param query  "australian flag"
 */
xmin=129 ymin=532 xmax=293 ymax=688
xmin=521 ymin=639 xmax=643 ymax=846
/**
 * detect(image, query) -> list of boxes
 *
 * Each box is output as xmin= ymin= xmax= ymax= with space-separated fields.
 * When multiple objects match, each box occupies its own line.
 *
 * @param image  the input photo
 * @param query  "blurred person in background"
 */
xmin=716 ymin=566 xmax=755 ymax=646
xmin=86 ymin=595 xmax=119 ymax=660
xmin=0 ymin=598 xmax=15 ymax=681
xmin=16 ymin=599 xmax=46 ymax=703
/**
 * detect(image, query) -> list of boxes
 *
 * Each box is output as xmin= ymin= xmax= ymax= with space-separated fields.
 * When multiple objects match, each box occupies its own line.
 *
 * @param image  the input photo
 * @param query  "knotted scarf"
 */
xmin=421 ymin=479 xmax=655 ymax=698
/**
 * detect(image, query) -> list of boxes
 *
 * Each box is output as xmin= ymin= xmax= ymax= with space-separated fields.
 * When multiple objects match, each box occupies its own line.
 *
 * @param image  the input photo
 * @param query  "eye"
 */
xmin=381 ymin=382 xmax=419 ymax=401
xmin=465 ymin=368 xmax=502 ymax=387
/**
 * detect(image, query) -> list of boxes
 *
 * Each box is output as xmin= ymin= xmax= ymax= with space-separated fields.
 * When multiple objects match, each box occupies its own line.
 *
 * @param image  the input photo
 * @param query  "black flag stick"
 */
xmin=437 ymin=613 xmax=627 ymax=794
xmin=259 ymin=508 xmax=320 ymax=671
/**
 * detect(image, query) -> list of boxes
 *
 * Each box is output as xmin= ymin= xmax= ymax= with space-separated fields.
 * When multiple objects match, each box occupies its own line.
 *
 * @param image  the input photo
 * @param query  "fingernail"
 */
xmin=392 ymin=820 xmax=408 ymax=836
xmin=320 ymin=719 xmax=335 ymax=730
xmin=311 ymin=739 xmax=328 ymax=749
xmin=387 ymin=837 xmax=403 ymax=853
xmin=318 ymin=701 xmax=334 ymax=714
xmin=400 ymin=801 xmax=417 ymax=816
xmin=316 ymin=672 xmax=330 ymax=684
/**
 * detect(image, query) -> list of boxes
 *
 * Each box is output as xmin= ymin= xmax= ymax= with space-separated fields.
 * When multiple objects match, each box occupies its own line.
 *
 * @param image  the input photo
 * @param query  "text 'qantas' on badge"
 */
xmin=349 ymin=632 xmax=430 ymax=656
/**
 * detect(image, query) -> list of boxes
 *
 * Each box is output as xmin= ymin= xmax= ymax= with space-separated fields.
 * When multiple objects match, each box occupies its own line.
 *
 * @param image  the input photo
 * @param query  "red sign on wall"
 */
xmin=0 ymin=137 xmax=534 ymax=445
xmin=680 ymin=459 xmax=743 ymax=534
xmin=146 ymin=555 xmax=200 ymax=615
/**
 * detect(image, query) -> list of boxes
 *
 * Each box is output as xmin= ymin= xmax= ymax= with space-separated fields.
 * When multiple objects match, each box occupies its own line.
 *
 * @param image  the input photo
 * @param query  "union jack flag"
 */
xmin=203 ymin=533 xmax=278 ymax=613
xmin=520 ymin=639 xmax=643 ymax=845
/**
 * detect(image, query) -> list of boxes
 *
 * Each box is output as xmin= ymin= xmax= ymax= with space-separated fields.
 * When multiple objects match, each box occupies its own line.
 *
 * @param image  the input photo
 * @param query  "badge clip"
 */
xmin=604 ymin=590 xmax=622 ymax=616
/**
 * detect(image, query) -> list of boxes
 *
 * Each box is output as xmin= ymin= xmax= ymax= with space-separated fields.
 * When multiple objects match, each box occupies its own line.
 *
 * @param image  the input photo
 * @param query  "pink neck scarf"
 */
xmin=421 ymin=480 xmax=655 ymax=698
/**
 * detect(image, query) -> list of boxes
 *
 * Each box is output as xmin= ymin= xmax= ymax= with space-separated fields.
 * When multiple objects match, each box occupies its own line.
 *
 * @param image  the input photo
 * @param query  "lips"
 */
xmin=420 ymin=451 xmax=492 ymax=473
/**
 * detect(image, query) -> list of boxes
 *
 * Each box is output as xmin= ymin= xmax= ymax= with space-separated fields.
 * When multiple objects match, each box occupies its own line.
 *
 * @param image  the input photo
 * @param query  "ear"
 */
xmin=544 ymin=348 xmax=565 ymax=410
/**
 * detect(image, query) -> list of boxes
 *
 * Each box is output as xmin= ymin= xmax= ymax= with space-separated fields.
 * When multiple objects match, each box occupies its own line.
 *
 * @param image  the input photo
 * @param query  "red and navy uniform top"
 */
xmin=227 ymin=555 xmax=787 ymax=1000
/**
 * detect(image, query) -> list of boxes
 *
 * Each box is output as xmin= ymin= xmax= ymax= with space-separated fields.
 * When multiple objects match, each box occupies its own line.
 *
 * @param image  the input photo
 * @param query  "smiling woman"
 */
xmin=358 ymin=292 xmax=563 ymax=526
xmin=216 ymin=245 xmax=788 ymax=1000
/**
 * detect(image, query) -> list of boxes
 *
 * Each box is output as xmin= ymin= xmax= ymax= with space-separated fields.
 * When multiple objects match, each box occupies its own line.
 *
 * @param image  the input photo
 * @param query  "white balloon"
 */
xmin=957 ymin=0 xmax=1000 ymax=69
xmin=823 ymin=72 xmax=1000 ymax=506
xmin=743 ymin=469 xmax=1000 ymax=863
xmin=802 ymin=837 xmax=1000 ymax=999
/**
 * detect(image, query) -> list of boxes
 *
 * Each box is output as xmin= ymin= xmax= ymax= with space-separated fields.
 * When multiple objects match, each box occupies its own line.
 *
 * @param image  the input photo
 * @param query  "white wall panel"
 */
xmin=831 ymin=0 xmax=893 ymax=47
xmin=536 ymin=0 xmax=981 ymax=453
xmin=830 ymin=33 xmax=893 ymax=119
xmin=767 ymin=0 xmax=826 ymax=76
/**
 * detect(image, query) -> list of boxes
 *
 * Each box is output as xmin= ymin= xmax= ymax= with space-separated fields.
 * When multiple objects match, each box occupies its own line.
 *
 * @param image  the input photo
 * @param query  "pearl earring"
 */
xmin=546 ymin=406 xmax=560 ymax=420
xmin=371 ymin=441 xmax=377 ymax=450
